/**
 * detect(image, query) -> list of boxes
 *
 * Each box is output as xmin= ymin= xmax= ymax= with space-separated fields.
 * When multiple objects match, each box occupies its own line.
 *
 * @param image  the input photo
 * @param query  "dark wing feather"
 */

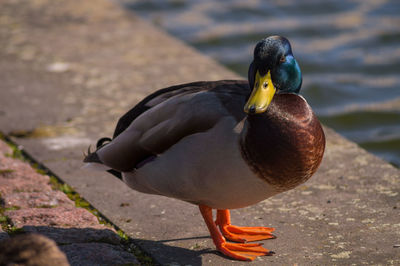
xmin=113 ymin=80 xmax=250 ymax=138
xmin=114 ymin=81 xmax=218 ymax=138
xmin=85 ymin=80 xmax=250 ymax=173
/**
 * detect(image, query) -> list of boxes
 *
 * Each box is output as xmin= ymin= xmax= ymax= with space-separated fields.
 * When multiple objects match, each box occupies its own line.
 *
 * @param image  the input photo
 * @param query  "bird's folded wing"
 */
xmin=96 ymin=90 xmax=232 ymax=172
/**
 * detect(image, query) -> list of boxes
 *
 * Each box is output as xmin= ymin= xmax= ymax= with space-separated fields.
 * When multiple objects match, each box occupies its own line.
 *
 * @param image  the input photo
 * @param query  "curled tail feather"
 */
xmin=83 ymin=137 xmax=123 ymax=180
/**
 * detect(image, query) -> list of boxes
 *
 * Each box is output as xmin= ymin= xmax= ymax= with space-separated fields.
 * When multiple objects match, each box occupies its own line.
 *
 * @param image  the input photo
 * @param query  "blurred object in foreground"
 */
xmin=0 ymin=234 xmax=69 ymax=266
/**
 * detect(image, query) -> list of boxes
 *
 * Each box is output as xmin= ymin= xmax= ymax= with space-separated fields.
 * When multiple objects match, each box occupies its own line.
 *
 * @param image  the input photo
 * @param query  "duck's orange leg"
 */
xmin=199 ymin=205 xmax=273 ymax=261
xmin=216 ymin=209 xmax=276 ymax=243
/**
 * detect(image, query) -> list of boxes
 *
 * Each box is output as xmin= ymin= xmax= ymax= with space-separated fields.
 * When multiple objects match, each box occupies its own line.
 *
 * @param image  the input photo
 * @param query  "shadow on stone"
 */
xmin=136 ymin=236 xmax=218 ymax=266
xmin=9 ymin=226 xmax=216 ymax=265
xmin=22 ymin=226 xmax=121 ymax=245
xmin=23 ymin=226 xmax=209 ymax=265
xmin=157 ymin=235 xmax=210 ymax=243
xmin=5 ymin=226 xmax=138 ymax=265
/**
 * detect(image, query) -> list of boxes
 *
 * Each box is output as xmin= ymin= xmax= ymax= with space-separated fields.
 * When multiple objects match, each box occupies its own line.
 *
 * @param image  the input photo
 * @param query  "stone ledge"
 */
xmin=6 ymin=207 xmax=100 ymax=228
xmin=0 ymin=138 xmax=138 ymax=265
xmin=4 ymin=191 xmax=74 ymax=209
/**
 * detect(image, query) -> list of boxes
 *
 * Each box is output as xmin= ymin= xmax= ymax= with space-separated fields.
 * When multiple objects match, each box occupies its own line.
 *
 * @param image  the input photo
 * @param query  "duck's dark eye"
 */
xmin=279 ymin=55 xmax=286 ymax=64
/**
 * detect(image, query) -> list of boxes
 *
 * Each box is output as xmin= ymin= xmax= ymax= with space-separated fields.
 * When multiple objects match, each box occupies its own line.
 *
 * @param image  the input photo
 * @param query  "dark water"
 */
xmin=122 ymin=0 xmax=400 ymax=167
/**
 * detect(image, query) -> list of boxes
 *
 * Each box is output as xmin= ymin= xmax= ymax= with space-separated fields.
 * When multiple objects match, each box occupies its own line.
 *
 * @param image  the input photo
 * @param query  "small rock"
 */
xmin=60 ymin=242 xmax=138 ymax=265
xmin=331 ymin=251 xmax=352 ymax=259
xmin=46 ymin=62 xmax=70 ymax=73
xmin=5 ymin=207 xmax=99 ymax=227
xmin=0 ymin=233 xmax=69 ymax=266
xmin=4 ymin=191 xmax=74 ymax=209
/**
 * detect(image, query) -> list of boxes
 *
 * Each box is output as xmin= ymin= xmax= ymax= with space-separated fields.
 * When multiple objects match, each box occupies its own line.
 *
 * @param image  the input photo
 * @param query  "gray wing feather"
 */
xmin=96 ymin=91 xmax=231 ymax=172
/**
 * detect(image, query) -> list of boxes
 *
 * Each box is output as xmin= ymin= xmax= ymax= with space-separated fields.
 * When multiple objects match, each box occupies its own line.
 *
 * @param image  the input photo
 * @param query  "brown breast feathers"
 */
xmin=240 ymin=93 xmax=325 ymax=192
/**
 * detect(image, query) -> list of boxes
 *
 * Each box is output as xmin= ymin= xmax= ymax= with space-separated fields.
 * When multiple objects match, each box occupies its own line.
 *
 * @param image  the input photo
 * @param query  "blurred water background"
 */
xmin=119 ymin=0 xmax=400 ymax=167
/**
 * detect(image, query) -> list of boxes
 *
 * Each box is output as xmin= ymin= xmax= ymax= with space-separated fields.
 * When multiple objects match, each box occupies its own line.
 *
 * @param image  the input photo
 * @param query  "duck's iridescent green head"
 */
xmin=245 ymin=36 xmax=302 ymax=114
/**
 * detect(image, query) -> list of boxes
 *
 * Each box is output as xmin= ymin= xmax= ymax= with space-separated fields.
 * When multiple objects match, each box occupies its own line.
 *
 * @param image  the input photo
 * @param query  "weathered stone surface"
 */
xmin=0 ymin=140 xmax=12 ymax=155
xmin=0 ymin=140 xmax=135 ymax=263
xmin=60 ymin=243 xmax=138 ymax=266
xmin=23 ymin=226 xmax=120 ymax=245
xmin=0 ymin=227 xmax=9 ymax=242
xmin=0 ymin=0 xmax=235 ymax=137
xmin=0 ymin=233 xmax=69 ymax=266
xmin=0 ymin=155 xmax=52 ymax=196
xmin=5 ymin=207 xmax=99 ymax=227
xmin=4 ymin=191 xmax=74 ymax=209
xmin=0 ymin=172 xmax=52 ymax=196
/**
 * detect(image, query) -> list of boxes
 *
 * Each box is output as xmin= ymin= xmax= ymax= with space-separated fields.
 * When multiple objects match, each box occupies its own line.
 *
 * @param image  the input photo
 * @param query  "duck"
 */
xmin=84 ymin=35 xmax=325 ymax=261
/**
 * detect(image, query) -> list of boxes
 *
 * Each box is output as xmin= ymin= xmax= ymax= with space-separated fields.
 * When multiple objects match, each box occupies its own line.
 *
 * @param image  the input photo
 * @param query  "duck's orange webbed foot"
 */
xmin=199 ymin=205 xmax=274 ymax=261
xmin=218 ymin=242 xmax=272 ymax=261
xmin=216 ymin=209 xmax=276 ymax=243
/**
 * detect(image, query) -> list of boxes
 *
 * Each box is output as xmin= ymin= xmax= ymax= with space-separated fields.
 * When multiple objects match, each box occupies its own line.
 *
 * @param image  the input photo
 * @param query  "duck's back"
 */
xmin=113 ymin=80 xmax=251 ymax=138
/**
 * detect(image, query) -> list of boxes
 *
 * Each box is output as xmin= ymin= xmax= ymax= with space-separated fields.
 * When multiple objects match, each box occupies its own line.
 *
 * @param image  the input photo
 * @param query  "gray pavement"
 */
xmin=0 ymin=0 xmax=399 ymax=265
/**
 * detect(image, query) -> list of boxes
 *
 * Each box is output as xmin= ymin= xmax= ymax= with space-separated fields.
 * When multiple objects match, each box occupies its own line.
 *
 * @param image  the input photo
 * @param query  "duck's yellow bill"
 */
xmin=244 ymin=70 xmax=276 ymax=114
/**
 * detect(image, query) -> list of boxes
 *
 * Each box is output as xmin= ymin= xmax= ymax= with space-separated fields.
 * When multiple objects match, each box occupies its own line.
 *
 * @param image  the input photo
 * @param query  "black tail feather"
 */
xmin=84 ymin=137 xmax=122 ymax=180
xmin=83 ymin=149 xmax=102 ymax=164
xmin=96 ymin=137 xmax=112 ymax=149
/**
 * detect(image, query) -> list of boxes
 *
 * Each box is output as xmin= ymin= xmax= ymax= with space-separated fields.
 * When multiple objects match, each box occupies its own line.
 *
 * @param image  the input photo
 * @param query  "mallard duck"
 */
xmin=84 ymin=36 xmax=325 ymax=261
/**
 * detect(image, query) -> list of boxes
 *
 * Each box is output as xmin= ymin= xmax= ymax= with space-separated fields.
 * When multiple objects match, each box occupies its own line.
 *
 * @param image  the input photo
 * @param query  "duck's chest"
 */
xmin=241 ymin=94 xmax=325 ymax=191
xmin=124 ymin=117 xmax=277 ymax=209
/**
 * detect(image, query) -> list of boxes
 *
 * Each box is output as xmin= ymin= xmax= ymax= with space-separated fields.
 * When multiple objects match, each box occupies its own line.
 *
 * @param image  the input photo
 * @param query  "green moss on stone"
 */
xmin=35 ymin=204 xmax=57 ymax=208
xmin=49 ymin=177 xmax=93 ymax=210
xmin=2 ymin=140 xmax=25 ymax=161
xmin=5 ymin=206 xmax=20 ymax=211
xmin=0 ymin=213 xmax=24 ymax=236
xmin=0 ymin=169 xmax=15 ymax=175
xmin=0 ymin=215 xmax=8 ymax=224
xmin=6 ymin=225 xmax=25 ymax=236
xmin=117 ymin=230 xmax=129 ymax=242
